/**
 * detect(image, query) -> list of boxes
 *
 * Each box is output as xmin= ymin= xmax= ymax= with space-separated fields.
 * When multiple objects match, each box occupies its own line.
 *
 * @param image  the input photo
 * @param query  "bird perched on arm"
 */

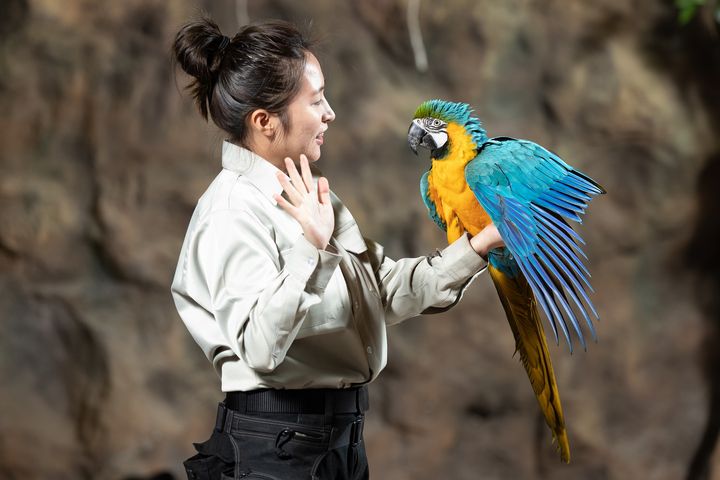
xmin=407 ymin=99 xmax=605 ymax=463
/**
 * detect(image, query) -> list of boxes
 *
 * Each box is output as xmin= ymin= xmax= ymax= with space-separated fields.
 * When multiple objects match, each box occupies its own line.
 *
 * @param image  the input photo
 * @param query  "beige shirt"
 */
xmin=171 ymin=141 xmax=487 ymax=391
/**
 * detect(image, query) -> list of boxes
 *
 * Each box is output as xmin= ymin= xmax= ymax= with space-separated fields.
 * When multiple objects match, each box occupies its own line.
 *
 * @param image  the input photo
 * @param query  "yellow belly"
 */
xmin=429 ymin=167 xmax=491 ymax=243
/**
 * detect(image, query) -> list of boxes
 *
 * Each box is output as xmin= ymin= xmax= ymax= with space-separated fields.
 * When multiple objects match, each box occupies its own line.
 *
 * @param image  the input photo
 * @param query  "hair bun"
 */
xmin=172 ymin=16 xmax=230 ymax=119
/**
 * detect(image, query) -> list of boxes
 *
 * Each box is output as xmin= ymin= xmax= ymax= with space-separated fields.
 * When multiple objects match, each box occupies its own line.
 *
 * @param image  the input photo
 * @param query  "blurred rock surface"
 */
xmin=1 ymin=0 xmax=719 ymax=478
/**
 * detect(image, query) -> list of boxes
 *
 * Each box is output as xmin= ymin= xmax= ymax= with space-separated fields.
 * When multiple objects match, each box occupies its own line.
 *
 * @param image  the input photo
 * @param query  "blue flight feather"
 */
xmin=466 ymin=137 xmax=605 ymax=351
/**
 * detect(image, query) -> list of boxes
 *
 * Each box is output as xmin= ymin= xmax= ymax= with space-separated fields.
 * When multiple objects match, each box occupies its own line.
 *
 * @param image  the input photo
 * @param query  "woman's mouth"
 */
xmin=316 ymin=132 xmax=324 ymax=145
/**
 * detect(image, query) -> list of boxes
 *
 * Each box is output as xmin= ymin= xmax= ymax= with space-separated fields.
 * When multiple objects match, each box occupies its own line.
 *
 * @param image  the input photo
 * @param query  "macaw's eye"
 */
xmin=432 ymin=119 xmax=442 ymax=128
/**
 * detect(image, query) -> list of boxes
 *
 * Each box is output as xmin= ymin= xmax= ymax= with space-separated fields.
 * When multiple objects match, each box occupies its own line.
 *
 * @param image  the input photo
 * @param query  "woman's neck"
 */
xmin=239 ymin=136 xmax=286 ymax=172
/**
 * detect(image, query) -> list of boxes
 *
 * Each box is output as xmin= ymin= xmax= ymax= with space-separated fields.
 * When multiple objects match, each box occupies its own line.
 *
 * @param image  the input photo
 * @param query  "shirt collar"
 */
xmin=221 ymin=140 xmax=286 ymax=205
xmin=330 ymin=191 xmax=368 ymax=254
xmin=220 ymin=140 xmax=367 ymax=254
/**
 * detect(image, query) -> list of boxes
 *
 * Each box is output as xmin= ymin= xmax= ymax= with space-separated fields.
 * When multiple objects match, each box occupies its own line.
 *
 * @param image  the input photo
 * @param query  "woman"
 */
xmin=170 ymin=17 xmax=503 ymax=480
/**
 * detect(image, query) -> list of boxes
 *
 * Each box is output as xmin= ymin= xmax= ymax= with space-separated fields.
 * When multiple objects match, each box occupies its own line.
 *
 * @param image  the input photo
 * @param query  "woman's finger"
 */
xmin=299 ymin=155 xmax=315 ymax=193
xmin=276 ymin=171 xmax=304 ymax=205
xmin=273 ymin=192 xmax=300 ymax=218
xmin=317 ymin=176 xmax=331 ymax=206
xmin=285 ymin=157 xmax=307 ymax=195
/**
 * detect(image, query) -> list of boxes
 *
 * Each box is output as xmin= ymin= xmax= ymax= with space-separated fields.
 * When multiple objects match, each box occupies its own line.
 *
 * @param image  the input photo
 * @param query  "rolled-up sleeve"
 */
xmin=366 ymin=233 xmax=487 ymax=326
xmin=174 ymin=209 xmax=341 ymax=373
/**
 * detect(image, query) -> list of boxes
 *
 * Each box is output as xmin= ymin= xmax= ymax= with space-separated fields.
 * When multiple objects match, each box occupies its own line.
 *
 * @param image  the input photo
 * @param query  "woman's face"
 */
xmin=278 ymin=52 xmax=335 ymax=164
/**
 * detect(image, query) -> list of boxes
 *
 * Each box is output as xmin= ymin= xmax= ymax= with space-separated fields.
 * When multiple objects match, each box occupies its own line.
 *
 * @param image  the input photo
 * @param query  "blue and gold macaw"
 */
xmin=407 ymin=99 xmax=605 ymax=463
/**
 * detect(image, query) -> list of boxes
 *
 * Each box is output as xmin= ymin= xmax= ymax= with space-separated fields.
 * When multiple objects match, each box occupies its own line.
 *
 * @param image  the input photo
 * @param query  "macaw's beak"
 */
xmin=408 ymin=120 xmax=436 ymax=155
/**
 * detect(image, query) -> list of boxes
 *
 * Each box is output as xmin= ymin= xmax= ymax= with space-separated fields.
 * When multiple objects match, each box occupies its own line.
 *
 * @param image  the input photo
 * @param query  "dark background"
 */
xmin=1 ymin=0 xmax=719 ymax=479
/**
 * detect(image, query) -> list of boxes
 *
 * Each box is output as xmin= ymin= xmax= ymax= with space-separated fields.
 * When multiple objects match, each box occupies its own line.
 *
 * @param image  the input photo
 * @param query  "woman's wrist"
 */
xmin=470 ymin=225 xmax=504 ymax=259
xmin=469 ymin=234 xmax=491 ymax=258
xmin=303 ymin=230 xmax=330 ymax=250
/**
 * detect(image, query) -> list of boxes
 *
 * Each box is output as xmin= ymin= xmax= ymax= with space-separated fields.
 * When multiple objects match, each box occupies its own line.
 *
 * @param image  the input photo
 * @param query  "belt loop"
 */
xmin=350 ymin=417 xmax=363 ymax=447
xmin=224 ymin=405 xmax=235 ymax=433
xmin=215 ymin=403 xmax=227 ymax=432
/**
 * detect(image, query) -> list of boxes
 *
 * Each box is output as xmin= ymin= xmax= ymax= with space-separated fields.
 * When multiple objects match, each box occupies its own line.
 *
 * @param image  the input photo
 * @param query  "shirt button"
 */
xmin=366 ymin=346 xmax=373 ymax=355
xmin=354 ymin=301 xmax=360 ymax=309
xmin=306 ymin=257 xmax=314 ymax=266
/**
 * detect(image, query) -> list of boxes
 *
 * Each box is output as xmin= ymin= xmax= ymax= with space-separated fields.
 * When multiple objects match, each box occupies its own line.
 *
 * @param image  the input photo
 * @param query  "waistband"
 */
xmin=208 ymin=398 xmax=366 ymax=474
xmin=223 ymin=385 xmax=369 ymax=415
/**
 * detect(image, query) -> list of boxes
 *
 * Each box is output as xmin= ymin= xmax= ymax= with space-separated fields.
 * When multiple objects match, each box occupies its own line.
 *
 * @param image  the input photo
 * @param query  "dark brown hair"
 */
xmin=172 ymin=17 xmax=314 ymax=145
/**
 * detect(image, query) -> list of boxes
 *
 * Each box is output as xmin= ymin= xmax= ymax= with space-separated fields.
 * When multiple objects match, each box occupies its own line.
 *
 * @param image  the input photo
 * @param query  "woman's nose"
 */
xmin=323 ymin=101 xmax=336 ymax=123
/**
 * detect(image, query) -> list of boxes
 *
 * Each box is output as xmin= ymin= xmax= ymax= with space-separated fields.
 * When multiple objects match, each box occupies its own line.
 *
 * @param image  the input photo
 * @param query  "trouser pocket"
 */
xmin=310 ymin=415 xmax=368 ymax=480
xmin=226 ymin=429 xmax=327 ymax=478
xmin=183 ymin=450 xmax=233 ymax=480
xmin=183 ymin=431 xmax=236 ymax=480
xmin=220 ymin=413 xmax=330 ymax=480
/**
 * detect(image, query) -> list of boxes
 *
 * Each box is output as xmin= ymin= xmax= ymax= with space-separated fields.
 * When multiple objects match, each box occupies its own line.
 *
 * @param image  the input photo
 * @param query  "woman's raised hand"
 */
xmin=274 ymin=154 xmax=335 ymax=250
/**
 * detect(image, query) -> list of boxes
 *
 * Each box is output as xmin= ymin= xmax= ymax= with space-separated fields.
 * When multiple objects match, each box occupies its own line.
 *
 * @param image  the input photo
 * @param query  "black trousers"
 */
xmin=184 ymin=399 xmax=369 ymax=479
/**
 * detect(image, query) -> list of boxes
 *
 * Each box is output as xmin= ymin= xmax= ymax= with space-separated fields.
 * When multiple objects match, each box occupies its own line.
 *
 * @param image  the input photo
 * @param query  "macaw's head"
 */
xmin=408 ymin=99 xmax=487 ymax=161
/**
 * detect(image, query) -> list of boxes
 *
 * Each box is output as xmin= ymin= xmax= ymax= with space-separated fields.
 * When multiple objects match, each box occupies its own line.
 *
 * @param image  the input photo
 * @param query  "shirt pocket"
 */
xmin=295 ymin=265 xmax=352 ymax=339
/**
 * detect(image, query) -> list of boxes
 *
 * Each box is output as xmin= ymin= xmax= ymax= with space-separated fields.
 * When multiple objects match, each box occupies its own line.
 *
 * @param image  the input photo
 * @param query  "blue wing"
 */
xmin=465 ymin=137 xmax=605 ymax=351
xmin=421 ymin=170 xmax=447 ymax=231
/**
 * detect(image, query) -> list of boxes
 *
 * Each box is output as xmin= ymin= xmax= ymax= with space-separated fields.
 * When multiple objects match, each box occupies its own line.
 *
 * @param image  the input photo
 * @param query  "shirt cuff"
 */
xmin=436 ymin=233 xmax=488 ymax=282
xmin=285 ymin=234 xmax=341 ymax=291
xmin=311 ymin=244 xmax=342 ymax=291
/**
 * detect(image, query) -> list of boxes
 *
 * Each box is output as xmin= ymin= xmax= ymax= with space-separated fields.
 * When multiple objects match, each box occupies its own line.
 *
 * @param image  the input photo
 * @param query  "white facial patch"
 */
xmin=428 ymin=130 xmax=448 ymax=149
xmin=421 ymin=117 xmax=448 ymax=149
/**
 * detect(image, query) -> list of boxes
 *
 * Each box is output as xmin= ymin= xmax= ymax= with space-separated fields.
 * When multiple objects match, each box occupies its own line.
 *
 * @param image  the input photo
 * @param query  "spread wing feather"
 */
xmin=465 ymin=138 xmax=605 ymax=351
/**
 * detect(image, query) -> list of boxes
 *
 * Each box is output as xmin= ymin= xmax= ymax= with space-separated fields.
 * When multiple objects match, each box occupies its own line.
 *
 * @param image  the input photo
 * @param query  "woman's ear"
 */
xmin=248 ymin=109 xmax=279 ymax=139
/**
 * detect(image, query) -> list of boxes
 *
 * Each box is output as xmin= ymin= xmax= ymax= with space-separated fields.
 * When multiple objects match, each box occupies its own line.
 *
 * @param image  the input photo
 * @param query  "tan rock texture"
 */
xmin=1 ymin=0 xmax=719 ymax=479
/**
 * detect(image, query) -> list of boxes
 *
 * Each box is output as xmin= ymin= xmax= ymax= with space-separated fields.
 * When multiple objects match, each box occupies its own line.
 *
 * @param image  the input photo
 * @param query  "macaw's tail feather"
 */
xmin=553 ymin=427 xmax=571 ymax=464
xmin=488 ymin=250 xmax=571 ymax=463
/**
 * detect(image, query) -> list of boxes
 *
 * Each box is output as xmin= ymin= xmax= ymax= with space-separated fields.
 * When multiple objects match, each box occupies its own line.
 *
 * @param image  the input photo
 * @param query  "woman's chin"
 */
xmin=305 ymin=147 xmax=322 ymax=162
